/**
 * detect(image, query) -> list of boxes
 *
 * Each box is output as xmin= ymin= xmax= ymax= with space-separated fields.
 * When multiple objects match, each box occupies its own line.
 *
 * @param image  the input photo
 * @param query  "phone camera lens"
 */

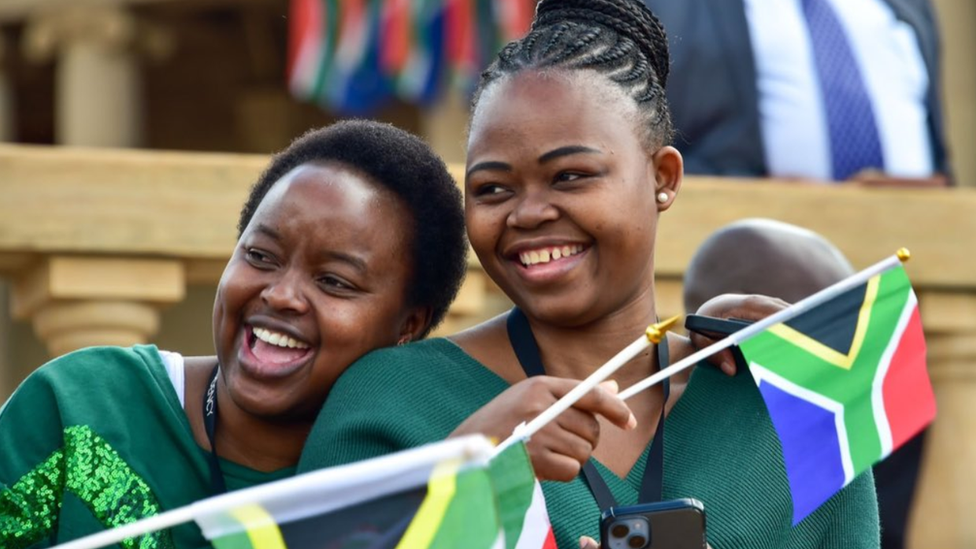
xmin=628 ymin=535 xmax=647 ymax=548
xmin=611 ymin=524 xmax=630 ymax=538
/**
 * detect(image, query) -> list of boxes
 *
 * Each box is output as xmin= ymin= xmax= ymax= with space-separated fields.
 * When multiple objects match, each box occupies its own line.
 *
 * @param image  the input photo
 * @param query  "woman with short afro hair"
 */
xmin=0 ymin=120 xmax=468 ymax=548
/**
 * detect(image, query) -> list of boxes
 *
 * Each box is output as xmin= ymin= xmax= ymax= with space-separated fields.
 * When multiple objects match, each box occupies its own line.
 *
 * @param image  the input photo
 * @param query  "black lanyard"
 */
xmin=506 ymin=307 xmax=669 ymax=511
xmin=203 ymin=365 xmax=228 ymax=495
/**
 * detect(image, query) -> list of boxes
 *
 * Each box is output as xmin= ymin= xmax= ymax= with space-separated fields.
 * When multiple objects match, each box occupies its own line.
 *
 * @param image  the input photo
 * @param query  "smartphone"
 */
xmin=599 ymin=498 xmax=706 ymax=549
xmin=684 ymin=314 xmax=754 ymax=338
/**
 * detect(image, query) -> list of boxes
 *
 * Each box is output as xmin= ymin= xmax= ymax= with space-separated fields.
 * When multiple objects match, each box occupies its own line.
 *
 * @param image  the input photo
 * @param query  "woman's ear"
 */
xmin=651 ymin=146 xmax=683 ymax=212
xmin=397 ymin=306 xmax=434 ymax=345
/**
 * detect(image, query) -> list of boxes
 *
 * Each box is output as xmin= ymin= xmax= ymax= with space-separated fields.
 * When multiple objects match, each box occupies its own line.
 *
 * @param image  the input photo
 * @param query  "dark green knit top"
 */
xmin=299 ymin=338 xmax=879 ymax=549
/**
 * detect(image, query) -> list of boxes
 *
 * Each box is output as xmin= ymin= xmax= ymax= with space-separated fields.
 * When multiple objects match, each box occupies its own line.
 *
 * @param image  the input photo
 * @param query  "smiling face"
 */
xmin=465 ymin=70 xmax=681 ymax=327
xmin=212 ymin=162 xmax=425 ymax=421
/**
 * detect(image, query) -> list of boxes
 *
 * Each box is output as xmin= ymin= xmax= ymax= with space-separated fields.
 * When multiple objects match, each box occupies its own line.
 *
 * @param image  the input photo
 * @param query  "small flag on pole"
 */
xmin=739 ymin=262 xmax=934 ymax=524
xmin=612 ymin=250 xmax=936 ymax=525
xmin=50 ymin=437 xmax=555 ymax=549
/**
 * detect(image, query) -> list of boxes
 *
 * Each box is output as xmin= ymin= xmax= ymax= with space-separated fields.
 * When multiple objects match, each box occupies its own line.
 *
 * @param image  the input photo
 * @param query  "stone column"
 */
xmin=23 ymin=4 xmax=144 ymax=147
xmin=0 ymin=33 xmax=14 ymax=142
xmin=908 ymin=291 xmax=976 ymax=548
xmin=10 ymin=256 xmax=185 ymax=357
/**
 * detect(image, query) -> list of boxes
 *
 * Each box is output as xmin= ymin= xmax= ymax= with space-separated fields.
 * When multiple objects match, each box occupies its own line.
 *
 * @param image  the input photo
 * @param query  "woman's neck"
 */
xmin=526 ymin=300 xmax=660 ymax=387
xmin=214 ymin=384 xmax=311 ymax=472
xmin=185 ymin=357 xmax=309 ymax=473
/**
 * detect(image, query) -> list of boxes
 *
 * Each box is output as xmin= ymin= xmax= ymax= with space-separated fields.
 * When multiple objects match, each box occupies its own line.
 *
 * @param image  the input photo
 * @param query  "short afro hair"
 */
xmin=237 ymin=120 xmax=467 ymax=338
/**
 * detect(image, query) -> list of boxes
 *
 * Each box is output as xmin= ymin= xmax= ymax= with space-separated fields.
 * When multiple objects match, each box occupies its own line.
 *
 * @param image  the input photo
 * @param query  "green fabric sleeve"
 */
xmin=299 ymin=346 xmax=445 ymax=471
xmin=299 ymin=339 xmax=509 ymax=473
xmin=0 ymin=357 xmax=70 ymax=548
xmin=801 ymin=470 xmax=880 ymax=549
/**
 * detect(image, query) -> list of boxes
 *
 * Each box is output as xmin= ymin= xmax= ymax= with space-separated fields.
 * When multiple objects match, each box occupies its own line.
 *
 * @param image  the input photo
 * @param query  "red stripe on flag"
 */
xmin=881 ymin=305 xmax=936 ymax=449
xmin=446 ymin=0 xmax=476 ymax=69
xmin=501 ymin=0 xmax=534 ymax=40
xmin=287 ymin=0 xmax=323 ymax=78
xmin=542 ymin=527 xmax=557 ymax=549
xmin=380 ymin=0 xmax=411 ymax=73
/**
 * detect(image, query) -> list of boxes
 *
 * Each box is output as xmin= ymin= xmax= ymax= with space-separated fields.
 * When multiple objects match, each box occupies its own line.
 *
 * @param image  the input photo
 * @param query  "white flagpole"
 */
xmin=52 ymin=435 xmax=496 ymax=549
xmin=494 ymin=250 xmax=908 ymax=456
xmin=48 ymin=507 xmax=196 ymax=549
xmin=492 ymin=317 xmax=679 ymax=457
xmin=618 ymin=251 xmax=907 ymax=400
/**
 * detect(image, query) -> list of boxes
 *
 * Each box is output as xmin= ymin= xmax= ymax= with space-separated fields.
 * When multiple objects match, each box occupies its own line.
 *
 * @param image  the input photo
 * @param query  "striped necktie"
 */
xmin=801 ymin=0 xmax=885 ymax=181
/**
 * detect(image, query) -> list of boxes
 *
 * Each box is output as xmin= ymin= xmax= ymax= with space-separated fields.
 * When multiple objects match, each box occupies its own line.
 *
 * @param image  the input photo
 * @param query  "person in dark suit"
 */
xmin=684 ymin=218 xmax=928 ymax=549
xmin=646 ymin=0 xmax=950 ymax=186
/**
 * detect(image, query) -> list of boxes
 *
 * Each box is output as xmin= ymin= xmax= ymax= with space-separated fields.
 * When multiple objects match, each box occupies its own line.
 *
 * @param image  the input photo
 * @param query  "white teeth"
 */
xmin=253 ymin=327 xmax=309 ymax=349
xmin=519 ymin=245 xmax=584 ymax=266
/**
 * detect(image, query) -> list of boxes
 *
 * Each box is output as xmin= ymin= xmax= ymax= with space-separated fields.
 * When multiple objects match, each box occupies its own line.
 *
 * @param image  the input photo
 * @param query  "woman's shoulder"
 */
xmin=333 ymin=337 xmax=504 ymax=397
xmin=11 ymin=345 xmax=170 ymax=399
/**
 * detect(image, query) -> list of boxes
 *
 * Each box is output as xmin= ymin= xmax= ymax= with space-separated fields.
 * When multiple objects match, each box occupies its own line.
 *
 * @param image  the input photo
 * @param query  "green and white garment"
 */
xmin=0 ymin=345 xmax=292 ymax=549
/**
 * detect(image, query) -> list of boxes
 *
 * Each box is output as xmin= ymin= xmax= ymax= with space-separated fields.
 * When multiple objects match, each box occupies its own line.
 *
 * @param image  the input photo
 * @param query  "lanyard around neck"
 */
xmin=203 ymin=365 xmax=228 ymax=495
xmin=506 ymin=307 xmax=669 ymax=511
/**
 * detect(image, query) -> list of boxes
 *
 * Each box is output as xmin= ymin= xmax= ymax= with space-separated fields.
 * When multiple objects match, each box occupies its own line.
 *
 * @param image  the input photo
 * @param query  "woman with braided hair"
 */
xmin=299 ymin=0 xmax=880 ymax=547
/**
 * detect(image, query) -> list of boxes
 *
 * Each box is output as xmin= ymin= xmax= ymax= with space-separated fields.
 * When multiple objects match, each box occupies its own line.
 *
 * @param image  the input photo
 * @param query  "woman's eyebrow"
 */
xmin=538 ymin=145 xmax=600 ymax=164
xmin=317 ymin=250 xmax=368 ymax=274
xmin=466 ymin=160 xmax=512 ymax=178
xmin=253 ymin=223 xmax=283 ymax=241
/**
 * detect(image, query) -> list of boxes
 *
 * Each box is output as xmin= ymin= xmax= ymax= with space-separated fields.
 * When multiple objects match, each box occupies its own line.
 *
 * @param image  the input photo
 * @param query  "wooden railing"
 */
xmin=2 ymin=144 xmax=975 ymax=547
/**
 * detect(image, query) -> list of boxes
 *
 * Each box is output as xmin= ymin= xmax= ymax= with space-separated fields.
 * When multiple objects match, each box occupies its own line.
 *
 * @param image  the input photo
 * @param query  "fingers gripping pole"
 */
xmin=492 ymin=317 xmax=680 ymax=457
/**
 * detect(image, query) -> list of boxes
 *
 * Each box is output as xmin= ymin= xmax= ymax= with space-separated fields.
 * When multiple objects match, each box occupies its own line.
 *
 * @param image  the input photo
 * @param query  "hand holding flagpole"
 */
xmin=494 ymin=249 xmax=911 ymax=455
xmin=492 ymin=315 xmax=681 ymax=457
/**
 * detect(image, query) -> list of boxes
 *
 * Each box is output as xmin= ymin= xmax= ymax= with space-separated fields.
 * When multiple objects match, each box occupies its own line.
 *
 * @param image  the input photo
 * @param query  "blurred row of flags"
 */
xmin=287 ymin=0 xmax=537 ymax=115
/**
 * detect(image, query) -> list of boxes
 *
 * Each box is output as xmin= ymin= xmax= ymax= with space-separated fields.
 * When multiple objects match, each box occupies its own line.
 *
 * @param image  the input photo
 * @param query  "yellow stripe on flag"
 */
xmin=766 ymin=275 xmax=880 ymax=370
xmin=395 ymin=458 xmax=462 ymax=549
xmin=229 ymin=504 xmax=289 ymax=549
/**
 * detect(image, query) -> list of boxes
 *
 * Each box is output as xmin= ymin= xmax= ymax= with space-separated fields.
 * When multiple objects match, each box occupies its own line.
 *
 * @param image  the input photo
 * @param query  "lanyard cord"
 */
xmin=506 ymin=307 xmax=669 ymax=511
xmin=203 ymin=365 xmax=228 ymax=495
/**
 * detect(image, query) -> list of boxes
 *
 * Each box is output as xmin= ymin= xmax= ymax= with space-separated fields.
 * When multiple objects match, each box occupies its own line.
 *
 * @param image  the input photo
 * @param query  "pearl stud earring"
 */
xmin=657 ymin=192 xmax=669 ymax=204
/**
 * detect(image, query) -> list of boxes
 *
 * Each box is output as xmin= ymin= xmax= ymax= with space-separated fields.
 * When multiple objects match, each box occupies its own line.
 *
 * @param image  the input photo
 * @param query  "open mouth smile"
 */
xmin=239 ymin=324 xmax=314 ymax=378
xmin=518 ymin=244 xmax=585 ymax=267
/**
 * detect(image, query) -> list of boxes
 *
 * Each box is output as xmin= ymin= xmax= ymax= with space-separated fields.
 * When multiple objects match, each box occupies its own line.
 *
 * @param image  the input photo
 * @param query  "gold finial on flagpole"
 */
xmin=897 ymin=248 xmax=911 ymax=262
xmin=645 ymin=315 xmax=681 ymax=344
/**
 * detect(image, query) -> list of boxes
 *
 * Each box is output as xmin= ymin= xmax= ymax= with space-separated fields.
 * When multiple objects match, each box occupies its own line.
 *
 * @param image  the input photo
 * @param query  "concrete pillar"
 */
xmin=908 ymin=292 xmax=976 ymax=548
xmin=24 ymin=4 xmax=144 ymax=147
xmin=0 ymin=33 xmax=14 ymax=142
xmin=10 ymin=256 xmax=185 ymax=357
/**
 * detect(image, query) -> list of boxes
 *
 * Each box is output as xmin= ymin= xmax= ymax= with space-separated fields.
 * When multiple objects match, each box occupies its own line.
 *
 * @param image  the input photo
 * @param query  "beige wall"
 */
xmin=933 ymin=0 xmax=976 ymax=187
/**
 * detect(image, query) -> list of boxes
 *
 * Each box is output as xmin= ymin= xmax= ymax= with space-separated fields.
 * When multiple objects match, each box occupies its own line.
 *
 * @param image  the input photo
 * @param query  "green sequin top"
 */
xmin=298 ymin=338 xmax=880 ymax=549
xmin=0 ymin=345 xmax=294 ymax=549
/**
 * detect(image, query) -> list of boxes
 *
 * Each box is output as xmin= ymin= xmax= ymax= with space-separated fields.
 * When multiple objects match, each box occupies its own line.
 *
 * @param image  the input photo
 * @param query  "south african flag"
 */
xmin=739 ymin=264 xmax=935 ymax=525
xmin=193 ymin=436 xmax=555 ymax=549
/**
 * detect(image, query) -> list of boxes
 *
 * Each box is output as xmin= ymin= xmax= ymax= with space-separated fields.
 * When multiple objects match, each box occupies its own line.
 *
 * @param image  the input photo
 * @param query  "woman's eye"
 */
xmin=245 ymin=248 xmax=275 ymax=266
xmin=555 ymin=171 xmax=585 ymax=183
xmin=473 ymin=184 xmax=508 ymax=197
xmin=319 ymin=275 xmax=355 ymax=292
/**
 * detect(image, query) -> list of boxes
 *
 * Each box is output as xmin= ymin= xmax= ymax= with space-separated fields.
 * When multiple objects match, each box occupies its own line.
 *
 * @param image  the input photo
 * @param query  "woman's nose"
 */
xmin=507 ymin=189 xmax=559 ymax=229
xmin=260 ymin=270 xmax=309 ymax=314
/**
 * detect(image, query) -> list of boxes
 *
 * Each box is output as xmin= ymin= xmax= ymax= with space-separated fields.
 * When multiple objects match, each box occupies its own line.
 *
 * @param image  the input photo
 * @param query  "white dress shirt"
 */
xmin=743 ymin=0 xmax=933 ymax=180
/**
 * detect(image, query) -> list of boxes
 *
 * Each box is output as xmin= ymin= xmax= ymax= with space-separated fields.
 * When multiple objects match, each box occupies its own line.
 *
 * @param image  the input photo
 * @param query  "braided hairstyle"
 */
xmin=237 ymin=120 xmax=467 ymax=338
xmin=473 ymin=0 xmax=673 ymax=149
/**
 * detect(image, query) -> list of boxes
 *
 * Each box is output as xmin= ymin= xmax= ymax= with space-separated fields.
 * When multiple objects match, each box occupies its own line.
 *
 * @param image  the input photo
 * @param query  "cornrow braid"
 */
xmin=473 ymin=0 xmax=674 ymax=148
